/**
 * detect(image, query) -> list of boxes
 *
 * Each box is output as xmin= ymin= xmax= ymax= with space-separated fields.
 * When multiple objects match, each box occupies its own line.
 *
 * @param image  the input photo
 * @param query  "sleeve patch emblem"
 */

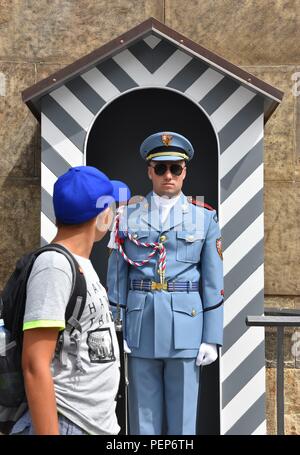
xmin=216 ymin=237 xmax=223 ymax=260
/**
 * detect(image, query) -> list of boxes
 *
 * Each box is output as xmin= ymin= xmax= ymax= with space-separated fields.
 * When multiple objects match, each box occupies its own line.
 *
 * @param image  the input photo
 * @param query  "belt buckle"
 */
xmin=151 ymin=281 xmax=167 ymax=291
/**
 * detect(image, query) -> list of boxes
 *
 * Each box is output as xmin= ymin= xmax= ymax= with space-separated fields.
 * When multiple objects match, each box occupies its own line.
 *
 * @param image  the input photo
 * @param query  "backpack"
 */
xmin=0 ymin=243 xmax=87 ymax=434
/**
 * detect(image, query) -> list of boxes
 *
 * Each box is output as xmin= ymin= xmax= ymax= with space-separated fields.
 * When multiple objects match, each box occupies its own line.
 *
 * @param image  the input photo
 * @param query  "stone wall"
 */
xmin=0 ymin=0 xmax=299 ymax=434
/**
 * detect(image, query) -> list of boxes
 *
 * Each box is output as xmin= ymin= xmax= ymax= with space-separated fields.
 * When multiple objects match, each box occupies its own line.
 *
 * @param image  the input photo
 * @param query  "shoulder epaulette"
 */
xmin=187 ymin=196 xmax=215 ymax=211
xmin=127 ymin=195 xmax=144 ymax=205
xmin=121 ymin=195 xmax=146 ymax=208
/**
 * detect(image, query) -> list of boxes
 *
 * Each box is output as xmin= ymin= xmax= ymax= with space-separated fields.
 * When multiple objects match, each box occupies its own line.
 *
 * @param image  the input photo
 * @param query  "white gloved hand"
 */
xmin=123 ymin=339 xmax=132 ymax=354
xmin=196 ymin=342 xmax=218 ymax=366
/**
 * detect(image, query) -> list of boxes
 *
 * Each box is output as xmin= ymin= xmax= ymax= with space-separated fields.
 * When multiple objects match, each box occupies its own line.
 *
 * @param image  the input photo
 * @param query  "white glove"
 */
xmin=196 ymin=342 xmax=218 ymax=366
xmin=123 ymin=339 xmax=132 ymax=354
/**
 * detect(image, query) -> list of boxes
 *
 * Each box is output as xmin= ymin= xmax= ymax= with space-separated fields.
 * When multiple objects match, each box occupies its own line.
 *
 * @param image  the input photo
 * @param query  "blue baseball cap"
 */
xmin=140 ymin=131 xmax=194 ymax=162
xmin=53 ymin=166 xmax=131 ymax=224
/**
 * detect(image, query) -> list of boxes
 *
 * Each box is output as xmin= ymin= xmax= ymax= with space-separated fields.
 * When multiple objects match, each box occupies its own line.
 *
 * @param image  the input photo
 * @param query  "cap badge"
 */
xmin=161 ymin=134 xmax=173 ymax=146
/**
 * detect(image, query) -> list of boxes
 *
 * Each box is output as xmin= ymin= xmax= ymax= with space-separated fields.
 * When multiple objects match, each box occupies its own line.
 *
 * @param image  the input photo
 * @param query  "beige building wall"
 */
xmin=0 ymin=0 xmax=299 ymax=434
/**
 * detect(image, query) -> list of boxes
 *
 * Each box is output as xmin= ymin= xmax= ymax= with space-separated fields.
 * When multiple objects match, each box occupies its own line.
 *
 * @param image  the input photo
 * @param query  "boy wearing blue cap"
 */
xmin=10 ymin=166 xmax=130 ymax=435
xmin=107 ymin=132 xmax=224 ymax=435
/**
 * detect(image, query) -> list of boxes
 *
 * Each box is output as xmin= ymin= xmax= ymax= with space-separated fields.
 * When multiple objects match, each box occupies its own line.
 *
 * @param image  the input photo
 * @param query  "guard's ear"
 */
xmin=147 ymin=165 xmax=152 ymax=180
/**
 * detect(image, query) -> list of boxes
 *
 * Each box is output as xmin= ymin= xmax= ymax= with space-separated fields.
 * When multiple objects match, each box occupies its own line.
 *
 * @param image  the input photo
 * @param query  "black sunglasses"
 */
xmin=149 ymin=163 xmax=186 ymax=176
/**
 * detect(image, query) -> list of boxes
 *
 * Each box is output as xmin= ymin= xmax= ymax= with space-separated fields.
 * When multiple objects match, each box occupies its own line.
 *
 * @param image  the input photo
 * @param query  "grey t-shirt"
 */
xmin=24 ymin=250 xmax=120 ymax=435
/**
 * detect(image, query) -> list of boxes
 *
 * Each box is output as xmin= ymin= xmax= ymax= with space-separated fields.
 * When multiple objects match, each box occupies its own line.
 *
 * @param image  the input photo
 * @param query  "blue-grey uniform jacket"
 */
xmin=107 ymin=192 xmax=224 ymax=358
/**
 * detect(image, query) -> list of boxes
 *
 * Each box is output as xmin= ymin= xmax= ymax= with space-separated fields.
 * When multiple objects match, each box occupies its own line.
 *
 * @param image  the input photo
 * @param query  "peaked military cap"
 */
xmin=140 ymin=131 xmax=194 ymax=162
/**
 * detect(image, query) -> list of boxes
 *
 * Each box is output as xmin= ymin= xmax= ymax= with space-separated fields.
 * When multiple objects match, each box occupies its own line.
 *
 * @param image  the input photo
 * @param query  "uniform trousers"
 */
xmin=128 ymin=356 xmax=200 ymax=435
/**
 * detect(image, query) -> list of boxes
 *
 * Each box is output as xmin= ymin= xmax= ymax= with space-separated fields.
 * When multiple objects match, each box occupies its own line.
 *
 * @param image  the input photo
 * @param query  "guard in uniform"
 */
xmin=107 ymin=132 xmax=224 ymax=435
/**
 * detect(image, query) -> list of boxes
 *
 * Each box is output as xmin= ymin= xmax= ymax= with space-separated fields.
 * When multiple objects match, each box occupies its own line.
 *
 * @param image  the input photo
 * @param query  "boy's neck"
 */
xmin=52 ymin=229 xmax=94 ymax=259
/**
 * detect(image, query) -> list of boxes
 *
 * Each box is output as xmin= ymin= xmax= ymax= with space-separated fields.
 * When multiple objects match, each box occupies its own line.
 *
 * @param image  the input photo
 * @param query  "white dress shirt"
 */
xmin=153 ymin=191 xmax=181 ymax=225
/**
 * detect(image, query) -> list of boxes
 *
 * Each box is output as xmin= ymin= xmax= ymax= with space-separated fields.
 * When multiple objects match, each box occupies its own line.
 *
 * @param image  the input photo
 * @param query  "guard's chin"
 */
xmin=161 ymin=190 xmax=177 ymax=198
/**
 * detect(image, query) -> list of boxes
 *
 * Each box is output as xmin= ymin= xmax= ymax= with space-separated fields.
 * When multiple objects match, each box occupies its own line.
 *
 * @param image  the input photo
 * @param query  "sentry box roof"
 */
xmin=22 ymin=17 xmax=283 ymax=123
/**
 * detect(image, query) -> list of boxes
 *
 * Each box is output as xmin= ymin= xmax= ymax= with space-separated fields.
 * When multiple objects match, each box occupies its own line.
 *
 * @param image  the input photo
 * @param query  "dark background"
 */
xmin=86 ymin=87 xmax=220 ymax=434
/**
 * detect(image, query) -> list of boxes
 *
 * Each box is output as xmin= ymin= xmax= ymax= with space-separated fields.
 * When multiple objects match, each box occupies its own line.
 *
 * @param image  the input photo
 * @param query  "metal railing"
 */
xmin=246 ymin=308 xmax=300 ymax=435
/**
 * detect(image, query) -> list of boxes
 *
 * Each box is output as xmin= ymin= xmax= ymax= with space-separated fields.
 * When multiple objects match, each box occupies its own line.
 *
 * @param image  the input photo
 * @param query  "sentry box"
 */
xmin=22 ymin=17 xmax=283 ymax=435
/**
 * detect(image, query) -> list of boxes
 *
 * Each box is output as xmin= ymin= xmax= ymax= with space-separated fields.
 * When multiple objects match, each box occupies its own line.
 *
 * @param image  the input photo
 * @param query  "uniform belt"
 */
xmin=129 ymin=279 xmax=199 ymax=292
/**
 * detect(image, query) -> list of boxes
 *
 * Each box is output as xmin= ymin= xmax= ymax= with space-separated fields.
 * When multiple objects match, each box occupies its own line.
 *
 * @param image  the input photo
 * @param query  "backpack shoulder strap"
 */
xmin=35 ymin=244 xmax=87 ymax=372
xmin=35 ymin=244 xmax=87 ymax=327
